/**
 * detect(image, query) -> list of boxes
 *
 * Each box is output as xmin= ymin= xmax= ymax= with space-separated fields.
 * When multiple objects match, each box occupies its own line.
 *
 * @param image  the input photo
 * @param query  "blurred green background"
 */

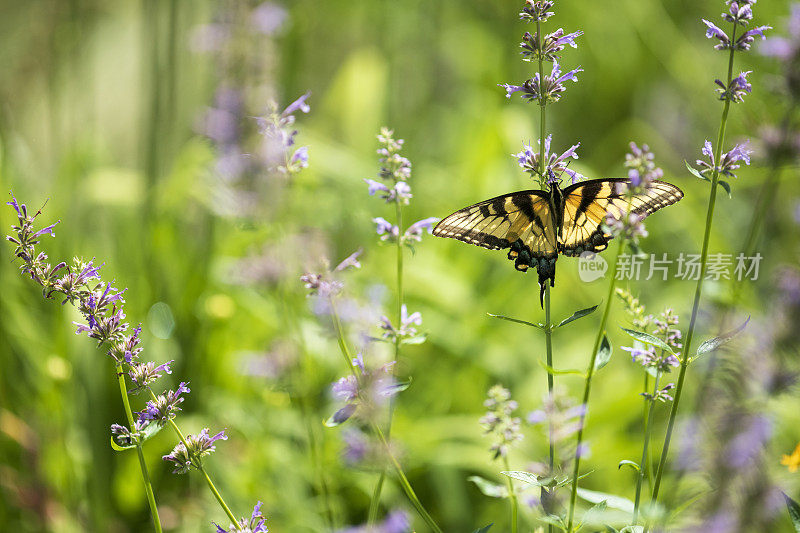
xmin=1 ymin=0 xmax=798 ymax=531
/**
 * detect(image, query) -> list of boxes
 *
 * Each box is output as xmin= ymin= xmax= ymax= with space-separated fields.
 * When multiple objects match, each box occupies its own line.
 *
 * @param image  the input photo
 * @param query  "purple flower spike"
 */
xmin=695 ymin=140 xmax=752 ymax=178
xmin=514 ymin=135 xmax=584 ymax=185
xmin=500 ymin=60 xmax=583 ymax=106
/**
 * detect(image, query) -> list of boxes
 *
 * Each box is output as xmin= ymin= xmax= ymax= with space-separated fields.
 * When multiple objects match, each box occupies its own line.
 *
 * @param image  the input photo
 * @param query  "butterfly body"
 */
xmin=432 ymin=178 xmax=683 ymax=306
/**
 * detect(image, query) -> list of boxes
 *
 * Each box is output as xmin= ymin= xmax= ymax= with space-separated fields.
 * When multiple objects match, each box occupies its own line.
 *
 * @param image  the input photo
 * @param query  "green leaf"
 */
xmin=718 ymin=179 xmax=732 ymax=197
xmin=577 ymin=488 xmax=635 ymax=514
xmin=556 ymin=304 xmax=599 ymax=329
xmin=471 ymin=525 xmax=493 ymax=533
xmin=685 ymin=160 xmax=709 ymax=181
xmin=605 ymin=527 xmax=621 ymax=533
xmin=539 ymin=359 xmax=586 ymax=377
xmin=501 ymin=470 xmax=544 ymax=486
xmin=595 ymin=334 xmax=612 ymax=370
xmin=401 ymin=333 xmax=428 ymax=345
xmin=694 ymin=316 xmax=750 ymax=359
xmin=110 ymin=422 xmax=163 ymax=452
xmin=784 ymin=492 xmax=800 ymax=532
xmin=618 ymin=460 xmax=640 ymax=472
xmin=620 ymin=326 xmax=675 ymax=355
xmin=487 ymin=313 xmax=543 ymax=329
xmin=538 ymin=514 xmax=568 ymax=531
xmin=577 ymin=499 xmax=607 ymax=530
xmin=468 ymin=476 xmax=508 ymax=498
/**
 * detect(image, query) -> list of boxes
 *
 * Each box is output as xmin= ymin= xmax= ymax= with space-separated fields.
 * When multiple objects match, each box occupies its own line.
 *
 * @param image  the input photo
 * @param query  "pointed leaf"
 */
xmin=538 ymin=515 xmax=568 ymax=531
xmin=539 ymin=359 xmax=586 ymax=377
xmin=618 ymin=460 xmax=640 ymax=472
xmin=577 ymin=488 xmax=635 ymax=513
xmin=595 ymin=334 xmax=612 ymax=370
xmin=620 ymin=326 xmax=675 ymax=355
xmin=501 ymin=470 xmax=544 ymax=486
xmin=695 ymin=316 xmax=750 ymax=359
xmin=557 ymin=304 xmax=599 ymax=329
xmin=784 ymin=492 xmax=800 ymax=532
xmin=472 ymin=525 xmax=493 ymax=533
xmin=488 ymin=313 xmax=543 ymax=329
xmin=685 ymin=160 xmax=709 ymax=181
xmin=718 ymin=180 xmax=732 ymax=197
xmin=468 ymin=476 xmax=508 ymax=498
xmin=579 ymin=499 xmax=608 ymax=529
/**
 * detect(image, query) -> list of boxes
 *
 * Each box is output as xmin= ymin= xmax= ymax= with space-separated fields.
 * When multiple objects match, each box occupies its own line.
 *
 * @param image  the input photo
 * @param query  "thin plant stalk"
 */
xmin=648 ymin=24 xmax=739 ymax=517
xmin=633 ymin=370 xmax=661 ymax=525
xmin=566 ymin=235 xmax=625 ymax=531
xmin=536 ymin=21 xmax=556 ymax=532
xmin=115 ymin=364 xmax=163 ymax=533
xmin=146 ymin=389 xmax=241 ymax=529
xmin=503 ymin=455 xmax=520 ymax=533
xmin=369 ymin=194 xmax=406 ymax=523
xmin=328 ymin=299 xmax=442 ymax=532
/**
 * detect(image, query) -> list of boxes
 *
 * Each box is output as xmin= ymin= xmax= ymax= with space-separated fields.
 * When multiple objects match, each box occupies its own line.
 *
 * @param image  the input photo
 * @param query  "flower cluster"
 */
xmin=520 ymin=28 xmax=583 ymax=62
xmin=129 ymin=360 xmax=174 ymax=393
xmin=480 ymin=385 xmax=523 ymax=459
xmin=378 ymin=304 xmax=423 ymax=343
xmin=163 ymin=428 xmax=228 ymax=474
xmin=519 ymin=0 xmax=554 ymax=23
xmin=256 ymin=93 xmax=312 ymax=175
xmin=501 ymin=61 xmax=583 ymax=104
xmin=328 ymin=354 xmax=406 ymax=426
xmin=702 ymin=19 xmax=770 ymax=51
xmin=373 ymin=217 xmax=438 ymax=245
xmin=654 ymin=308 xmax=683 ymax=352
xmin=715 ymin=70 xmax=752 ymax=102
xmin=695 ymin=140 xmax=752 ymax=178
xmin=300 ymin=250 xmax=362 ymax=303
xmin=624 ymin=142 xmax=664 ymax=189
xmin=514 ymin=135 xmax=583 ymax=185
xmin=213 ymin=501 xmax=269 ymax=533
xmin=137 ymin=382 xmax=191 ymax=425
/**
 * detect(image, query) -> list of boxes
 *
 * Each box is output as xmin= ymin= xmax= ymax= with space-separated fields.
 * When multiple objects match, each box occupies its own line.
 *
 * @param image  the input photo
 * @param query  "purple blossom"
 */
xmin=604 ymin=210 xmax=648 ymax=241
xmin=341 ymin=428 xmax=370 ymax=464
xmin=373 ymin=217 xmax=400 ymax=241
xmin=724 ymin=1 xmax=754 ymax=25
xmin=290 ymin=146 xmax=309 ymax=169
xmin=513 ymin=135 xmax=584 ymax=184
xmin=129 ymin=360 xmax=174 ymax=393
xmin=332 ymin=376 xmax=359 ymax=403
xmin=110 ymin=419 xmax=151 ymax=447
xmin=625 ymin=142 xmax=664 ymax=188
xmin=163 ymin=428 xmax=228 ymax=474
xmin=378 ymin=304 xmax=422 ymax=342
xmin=213 ymin=501 xmax=268 ymax=533
xmin=403 ymin=217 xmax=439 ymax=242
xmin=137 ymin=382 xmax=190 ymax=425
xmin=520 ymin=28 xmax=583 ymax=62
xmin=695 ymin=140 xmax=753 ymax=178
xmin=715 ymin=71 xmax=752 ymax=102
xmin=501 ymin=60 xmax=583 ymax=104
xmin=736 ymin=25 xmax=771 ymax=50
xmin=622 ymin=342 xmax=679 ymax=373
xmin=364 ymin=179 xmax=412 ymax=204
xmin=334 ymin=250 xmax=362 ymax=272
xmin=726 ymin=415 xmax=772 ymax=468
xmin=283 ymin=92 xmax=311 ymax=117
xmin=328 ymin=359 xmax=403 ymax=426
xmin=519 ymin=0 xmax=555 ymax=23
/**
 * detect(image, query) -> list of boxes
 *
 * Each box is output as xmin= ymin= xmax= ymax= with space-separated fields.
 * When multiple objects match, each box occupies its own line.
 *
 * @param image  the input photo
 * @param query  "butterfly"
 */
xmin=432 ymin=178 xmax=683 ymax=306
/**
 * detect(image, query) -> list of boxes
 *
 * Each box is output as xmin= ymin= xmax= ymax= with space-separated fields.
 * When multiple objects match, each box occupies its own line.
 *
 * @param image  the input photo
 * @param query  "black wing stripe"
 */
xmin=576 ymin=180 xmax=602 ymax=218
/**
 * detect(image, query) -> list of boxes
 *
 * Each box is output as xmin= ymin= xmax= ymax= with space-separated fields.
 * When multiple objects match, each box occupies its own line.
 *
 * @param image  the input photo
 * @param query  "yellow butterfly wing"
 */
xmin=559 ymin=179 xmax=684 ymax=256
xmin=432 ymin=190 xmax=558 ymax=270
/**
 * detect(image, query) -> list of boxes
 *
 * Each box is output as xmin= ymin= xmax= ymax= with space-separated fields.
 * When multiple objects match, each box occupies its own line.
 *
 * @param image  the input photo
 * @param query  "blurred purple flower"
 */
xmin=727 ymin=415 xmax=772 ymax=468
xmin=625 ymin=142 xmax=664 ymax=188
xmin=378 ymin=304 xmax=422 ymax=342
xmin=481 ymin=385 xmax=523 ymax=459
xmin=213 ymin=501 xmax=268 ymax=533
xmin=334 ymin=250 xmax=362 ymax=272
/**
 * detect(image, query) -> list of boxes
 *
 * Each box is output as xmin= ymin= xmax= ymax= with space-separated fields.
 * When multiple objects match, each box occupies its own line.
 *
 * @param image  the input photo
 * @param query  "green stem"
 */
xmin=544 ymin=286 xmax=555 ymax=472
xmin=115 ymin=364 xmax=163 ymax=533
xmin=371 ymin=423 xmax=444 ymax=533
xmin=647 ymin=25 xmax=739 ymax=524
xmin=566 ymin=236 xmax=624 ymax=531
xmin=369 ymin=191 xmax=406 ymax=523
xmin=633 ymin=371 xmax=661 ymax=525
xmin=503 ymin=455 xmax=519 ymax=533
xmin=149 ymin=390 xmax=240 ymax=529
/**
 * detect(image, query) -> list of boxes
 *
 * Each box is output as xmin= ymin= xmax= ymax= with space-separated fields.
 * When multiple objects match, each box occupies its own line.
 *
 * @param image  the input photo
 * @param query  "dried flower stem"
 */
xmin=115 ymin=363 xmax=163 ymax=533
xmin=648 ymin=23 xmax=740 ymax=521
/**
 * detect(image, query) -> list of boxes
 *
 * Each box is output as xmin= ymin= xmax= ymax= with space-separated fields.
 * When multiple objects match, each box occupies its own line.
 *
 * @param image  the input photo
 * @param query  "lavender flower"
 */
xmin=213 ymin=501 xmax=268 ymax=533
xmin=137 ymin=382 xmax=191 ymax=425
xmin=341 ymin=428 xmax=371 ymax=465
xmin=403 ymin=217 xmax=439 ymax=242
xmin=480 ymin=385 xmax=523 ymax=459
xmin=501 ymin=60 xmax=583 ymax=104
xmin=513 ymin=135 xmax=584 ymax=184
xmin=110 ymin=419 xmax=151 ymax=447
xmin=604 ymin=211 xmax=648 ymax=241
xmin=520 ymin=28 xmax=583 ymax=62
xmin=715 ymin=71 xmax=752 ymax=102
xmin=378 ymin=304 xmax=422 ymax=342
xmin=723 ymin=1 xmax=754 ymax=25
xmin=624 ymin=142 xmax=664 ymax=188
xmin=373 ymin=217 xmax=400 ymax=241
xmin=519 ymin=0 xmax=555 ymax=23
xmin=327 ymin=359 xmax=404 ymax=425
xmin=129 ymin=360 xmax=174 ymax=393
xmin=162 ymin=428 xmax=228 ymax=474
xmin=695 ymin=140 xmax=753 ymax=178
xmin=703 ymin=19 xmax=770 ymax=51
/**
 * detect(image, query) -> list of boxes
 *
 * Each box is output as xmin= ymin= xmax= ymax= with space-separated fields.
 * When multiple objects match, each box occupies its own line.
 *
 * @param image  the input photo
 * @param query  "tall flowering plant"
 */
xmin=647 ymin=1 xmax=769 ymax=526
xmin=5 ymin=194 xmax=264 ymax=532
